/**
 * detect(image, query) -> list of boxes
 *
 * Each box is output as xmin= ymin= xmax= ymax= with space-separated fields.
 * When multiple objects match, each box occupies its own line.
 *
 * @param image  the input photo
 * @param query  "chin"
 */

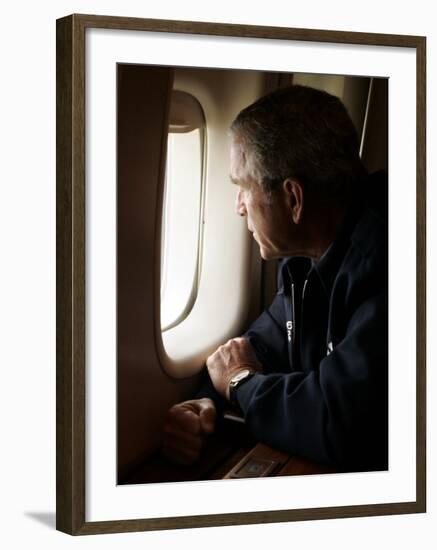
xmin=259 ymin=246 xmax=276 ymax=261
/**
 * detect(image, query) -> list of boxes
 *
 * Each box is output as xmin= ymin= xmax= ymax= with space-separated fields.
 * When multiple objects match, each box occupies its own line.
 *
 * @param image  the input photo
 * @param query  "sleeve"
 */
xmin=235 ymin=293 xmax=388 ymax=470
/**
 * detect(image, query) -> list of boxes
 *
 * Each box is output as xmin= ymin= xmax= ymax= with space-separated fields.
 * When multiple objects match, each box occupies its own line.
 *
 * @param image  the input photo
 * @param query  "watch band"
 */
xmin=228 ymin=369 xmax=256 ymax=409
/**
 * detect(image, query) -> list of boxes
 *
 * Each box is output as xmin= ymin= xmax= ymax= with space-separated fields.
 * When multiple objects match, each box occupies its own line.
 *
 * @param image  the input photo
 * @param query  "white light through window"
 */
xmin=160 ymin=91 xmax=205 ymax=331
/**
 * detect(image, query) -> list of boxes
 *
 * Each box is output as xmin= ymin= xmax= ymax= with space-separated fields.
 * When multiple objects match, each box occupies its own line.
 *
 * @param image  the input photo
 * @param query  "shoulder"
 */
xmin=351 ymin=206 xmax=387 ymax=268
xmin=349 ymin=171 xmax=388 ymax=273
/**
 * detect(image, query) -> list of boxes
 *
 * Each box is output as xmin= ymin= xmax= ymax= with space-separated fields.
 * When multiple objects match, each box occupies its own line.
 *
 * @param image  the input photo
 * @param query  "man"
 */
xmin=162 ymin=85 xmax=388 ymax=472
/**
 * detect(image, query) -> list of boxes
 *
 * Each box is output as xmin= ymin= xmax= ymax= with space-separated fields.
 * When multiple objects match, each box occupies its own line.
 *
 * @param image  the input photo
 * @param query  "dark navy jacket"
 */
xmin=200 ymin=173 xmax=388 ymax=472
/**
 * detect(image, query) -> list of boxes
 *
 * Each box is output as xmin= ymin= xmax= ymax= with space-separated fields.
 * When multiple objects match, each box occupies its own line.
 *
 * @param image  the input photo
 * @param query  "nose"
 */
xmin=235 ymin=188 xmax=246 ymax=217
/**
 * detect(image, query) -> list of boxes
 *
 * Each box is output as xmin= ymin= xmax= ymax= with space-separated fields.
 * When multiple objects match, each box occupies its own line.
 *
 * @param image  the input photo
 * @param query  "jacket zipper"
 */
xmin=299 ymin=279 xmax=308 ymax=366
xmin=290 ymin=278 xmax=308 ymax=369
xmin=291 ymin=282 xmax=296 ymax=346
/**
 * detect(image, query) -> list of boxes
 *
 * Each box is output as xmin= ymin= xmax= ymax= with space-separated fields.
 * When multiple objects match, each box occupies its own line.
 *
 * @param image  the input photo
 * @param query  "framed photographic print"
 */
xmin=56 ymin=14 xmax=426 ymax=535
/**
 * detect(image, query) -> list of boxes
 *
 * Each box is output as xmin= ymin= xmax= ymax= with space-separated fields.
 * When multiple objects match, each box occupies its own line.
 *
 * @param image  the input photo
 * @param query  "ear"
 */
xmin=283 ymin=178 xmax=304 ymax=224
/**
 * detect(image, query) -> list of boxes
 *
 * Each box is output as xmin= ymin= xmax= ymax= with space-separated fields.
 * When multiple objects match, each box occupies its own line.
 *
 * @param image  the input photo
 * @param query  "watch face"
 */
xmin=231 ymin=369 xmax=251 ymax=385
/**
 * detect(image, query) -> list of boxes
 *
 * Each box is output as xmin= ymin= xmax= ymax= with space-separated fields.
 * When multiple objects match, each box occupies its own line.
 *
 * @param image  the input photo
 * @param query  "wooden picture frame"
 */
xmin=56 ymin=13 xmax=426 ymax=535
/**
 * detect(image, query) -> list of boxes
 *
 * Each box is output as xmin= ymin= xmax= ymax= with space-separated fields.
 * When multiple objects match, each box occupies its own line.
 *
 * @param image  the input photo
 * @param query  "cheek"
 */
xmin=252 ymin=203 xmax=269 ymax=227
xmin=247 ymin=206 xmax=262 ymax=230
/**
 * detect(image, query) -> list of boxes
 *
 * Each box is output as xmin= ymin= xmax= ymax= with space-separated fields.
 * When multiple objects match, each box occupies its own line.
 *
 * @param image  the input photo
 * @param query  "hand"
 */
xmin=206 ymin=337 xmax=262 ymax=401
xmin=162 ymin=398 xmax=217 ymax=465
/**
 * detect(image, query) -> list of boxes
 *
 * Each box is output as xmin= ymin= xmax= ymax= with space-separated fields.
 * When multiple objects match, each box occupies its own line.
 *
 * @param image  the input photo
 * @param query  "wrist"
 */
xmin=227 ymin=368 xmax=257 ymax=406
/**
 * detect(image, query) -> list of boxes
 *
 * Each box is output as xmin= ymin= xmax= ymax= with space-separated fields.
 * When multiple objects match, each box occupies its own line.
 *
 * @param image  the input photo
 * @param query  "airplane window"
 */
xmin=160 ymin=91 xmax=205 ymax=331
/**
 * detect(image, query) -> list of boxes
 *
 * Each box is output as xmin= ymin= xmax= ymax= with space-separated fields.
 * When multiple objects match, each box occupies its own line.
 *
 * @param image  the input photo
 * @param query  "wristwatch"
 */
xmin=228 ymin=369 xmax=256 ymax=409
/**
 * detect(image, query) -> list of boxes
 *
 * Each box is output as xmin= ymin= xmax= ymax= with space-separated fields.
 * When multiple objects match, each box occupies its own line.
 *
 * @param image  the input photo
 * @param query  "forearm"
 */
xmin=235 ymin=371 xmax=336 ymax=464
xmin=235 ymin=358 xmax=387 ymax=470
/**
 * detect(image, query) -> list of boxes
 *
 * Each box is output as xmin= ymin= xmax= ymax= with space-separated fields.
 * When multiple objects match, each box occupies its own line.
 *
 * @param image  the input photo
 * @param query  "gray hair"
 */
xmin=230 ymin=85 xmax=367 ymax=202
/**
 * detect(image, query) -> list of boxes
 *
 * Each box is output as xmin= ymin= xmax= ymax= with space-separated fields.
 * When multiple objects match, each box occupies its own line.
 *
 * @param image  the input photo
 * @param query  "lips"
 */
xmin=247 ymin=226 xmax=257 ymax=240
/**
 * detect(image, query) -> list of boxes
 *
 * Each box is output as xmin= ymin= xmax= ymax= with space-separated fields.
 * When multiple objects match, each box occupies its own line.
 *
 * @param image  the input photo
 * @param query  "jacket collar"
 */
xmin=311 ymin=204 xmax=361 ymax=296
xmin=276 ymin=195 xmax=363 ymax=294
xmin=314 ymin=170 xmax=388 ymax=295
xmin=277 ymin=209 xmax=359 ymax=297
xmin=277 ymin=171 xmax=387 ymax=297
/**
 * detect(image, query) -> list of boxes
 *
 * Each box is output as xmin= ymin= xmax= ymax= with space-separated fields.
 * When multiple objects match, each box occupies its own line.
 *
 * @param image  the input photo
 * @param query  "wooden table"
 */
xmin=223 ymin=443 xmax=335 ymax=479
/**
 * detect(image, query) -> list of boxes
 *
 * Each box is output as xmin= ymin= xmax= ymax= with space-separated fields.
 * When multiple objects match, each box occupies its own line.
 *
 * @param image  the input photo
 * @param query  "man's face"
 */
xmin=230 ymin=139 xmax=294 ymax=260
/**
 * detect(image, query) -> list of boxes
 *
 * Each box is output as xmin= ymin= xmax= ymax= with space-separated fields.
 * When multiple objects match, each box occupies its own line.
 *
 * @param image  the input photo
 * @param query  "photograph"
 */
xmin=116 ymin=64 xmax=389 ymax=486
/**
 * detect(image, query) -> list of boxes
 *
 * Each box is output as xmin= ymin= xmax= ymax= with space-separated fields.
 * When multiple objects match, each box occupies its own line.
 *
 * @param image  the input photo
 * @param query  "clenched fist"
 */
xmin=162 ymin=398 xmax=217 ymax=465
xmin=206 ymin=337 xmax=262 ymax=400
